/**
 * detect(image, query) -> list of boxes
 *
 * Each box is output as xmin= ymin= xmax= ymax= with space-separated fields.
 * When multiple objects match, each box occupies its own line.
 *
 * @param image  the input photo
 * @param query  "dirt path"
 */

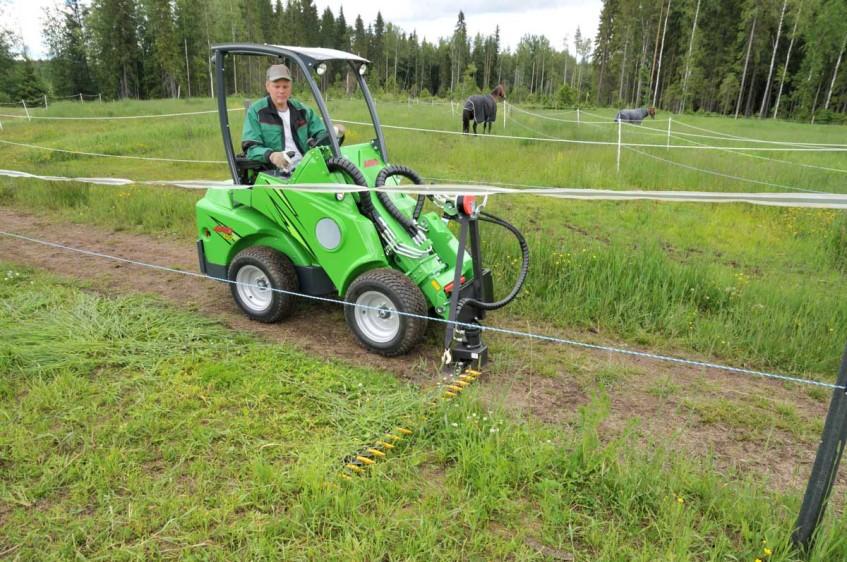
xmin=0 ymin=206 xmax=838 ymax=493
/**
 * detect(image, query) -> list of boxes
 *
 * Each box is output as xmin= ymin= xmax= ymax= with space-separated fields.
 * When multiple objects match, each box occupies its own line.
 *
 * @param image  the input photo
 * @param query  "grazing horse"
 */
xmin=614 ymin=106 xmax=656 ymax=124
xmin=462 ymin=84 xmax=506 ymax=134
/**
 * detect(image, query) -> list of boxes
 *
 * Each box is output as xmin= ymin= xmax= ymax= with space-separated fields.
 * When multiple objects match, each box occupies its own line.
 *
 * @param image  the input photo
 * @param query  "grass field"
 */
xmin=2 ymin=96 xmax=847 ymax=558
xmin=0 ymin=96 xmax=845 ymax=377
xmin=2 ymin=263 xmax=847 ymax=560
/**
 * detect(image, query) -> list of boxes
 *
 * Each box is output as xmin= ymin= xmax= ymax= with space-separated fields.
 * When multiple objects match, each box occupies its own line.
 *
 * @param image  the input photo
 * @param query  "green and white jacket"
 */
xmin=241 ymin=95 xmax=327 ymax=163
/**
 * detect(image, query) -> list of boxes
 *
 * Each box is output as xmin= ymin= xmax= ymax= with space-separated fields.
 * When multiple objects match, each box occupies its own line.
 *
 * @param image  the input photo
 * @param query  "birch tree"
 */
xmin=773 ymin=0 xmax=802 ymax=118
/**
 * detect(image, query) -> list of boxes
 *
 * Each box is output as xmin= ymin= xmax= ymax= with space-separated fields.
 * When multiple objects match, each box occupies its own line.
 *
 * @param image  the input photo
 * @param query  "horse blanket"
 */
xmin=614 ymin=107 xmax=651 ymax=124
xmin=464 ymin=94 xmax=498 ymax=124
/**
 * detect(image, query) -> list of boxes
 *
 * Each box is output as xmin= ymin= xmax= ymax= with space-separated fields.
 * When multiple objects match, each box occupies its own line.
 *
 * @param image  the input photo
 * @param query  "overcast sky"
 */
xmin=3 ymin=0 xmax=602 ymax=59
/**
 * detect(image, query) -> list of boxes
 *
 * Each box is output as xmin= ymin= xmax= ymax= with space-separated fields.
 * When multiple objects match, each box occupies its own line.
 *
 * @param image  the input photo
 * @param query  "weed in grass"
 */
xmin=647 ymin=376 xmax=681 ymax=399
xmin=827 ymin=212 xmax=847 ymax=274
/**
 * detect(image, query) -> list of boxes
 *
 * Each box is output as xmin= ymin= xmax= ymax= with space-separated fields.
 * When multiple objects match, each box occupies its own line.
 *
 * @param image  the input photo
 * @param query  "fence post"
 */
xmin=21 ymin=100 xmax=30 ymax=121
xmin=0 ymin=119 xmax=4 ymax=131
xmin=79 ymin=93 xmax=83 ymax=103
xmin=667 ymin=116 xmax=672 ymax=150
xmin=577 ymin=107 xmax=580 ymax=126
xmin=616 ymin=118 xmax=622 ymax=173
xmin=503 ymin=101 xmax=506 ymax=129
xmin=791 ymin=344 xmax=847 ymax=554
xmin=43 ymin=94 xmax=48 ymax=110
xmin=98 ymin=93 xmax=102 ymax=103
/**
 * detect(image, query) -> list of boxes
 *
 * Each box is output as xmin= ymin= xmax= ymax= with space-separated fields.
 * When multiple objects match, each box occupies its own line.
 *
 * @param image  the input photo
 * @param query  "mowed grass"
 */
xmin=3 ymin=263 xmax=847 ymax=560
xmin=0 ymin=96 xmax=846 ymax=378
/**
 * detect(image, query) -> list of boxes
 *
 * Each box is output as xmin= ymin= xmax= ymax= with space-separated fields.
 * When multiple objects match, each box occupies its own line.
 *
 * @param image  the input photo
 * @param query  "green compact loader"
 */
xmin=196 ymin=44 xmax=528 ymax=369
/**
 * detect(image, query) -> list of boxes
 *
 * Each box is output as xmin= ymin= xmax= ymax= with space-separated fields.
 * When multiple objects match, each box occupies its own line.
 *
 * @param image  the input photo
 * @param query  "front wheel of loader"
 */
xmin=344 ymin=268 xmax=428 ymax=357
xmin=228 ymin=247 xmax=299 ymax=323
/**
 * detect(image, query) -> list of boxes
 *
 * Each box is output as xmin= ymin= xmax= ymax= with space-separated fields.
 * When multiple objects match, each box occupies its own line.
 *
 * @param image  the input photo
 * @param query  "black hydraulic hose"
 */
xmin=413 ymin=195 xmax=426 ymax=221
xmin=374 ymin=165 xmax=425 ymax=236
xmin=457 ymin=211 xmax=530 ymax=315
xmin=326 ymin=157 xmax=385 ymax=233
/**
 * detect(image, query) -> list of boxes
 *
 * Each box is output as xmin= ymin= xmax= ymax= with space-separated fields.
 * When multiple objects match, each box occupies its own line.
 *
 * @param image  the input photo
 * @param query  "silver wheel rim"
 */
xmin=235 ymin=265 xmax=273 ymax=313
xmin=354 ymin=290 xmax=400 ymax=343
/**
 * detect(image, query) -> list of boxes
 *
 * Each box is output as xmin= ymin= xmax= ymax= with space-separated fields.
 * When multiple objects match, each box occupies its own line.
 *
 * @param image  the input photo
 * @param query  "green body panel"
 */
xmin=196 ymin=188 xmax=316 ymax=269
xmin=195 ymin=142 xmax=473 ymax=318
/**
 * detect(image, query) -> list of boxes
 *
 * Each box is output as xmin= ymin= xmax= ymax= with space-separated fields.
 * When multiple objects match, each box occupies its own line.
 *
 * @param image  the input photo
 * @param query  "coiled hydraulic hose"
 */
xmin=326 ymin=156 xmax=386 ymax=234
xmin=457 ymin=210 xmax=530 ymax=316
xmin=374 ymin=165 xmax=426 ymax=236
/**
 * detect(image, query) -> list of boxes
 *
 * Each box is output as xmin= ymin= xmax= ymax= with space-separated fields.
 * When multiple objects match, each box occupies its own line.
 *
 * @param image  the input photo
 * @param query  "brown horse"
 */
xmin=463 ymin=84 xmax=506 ymax=134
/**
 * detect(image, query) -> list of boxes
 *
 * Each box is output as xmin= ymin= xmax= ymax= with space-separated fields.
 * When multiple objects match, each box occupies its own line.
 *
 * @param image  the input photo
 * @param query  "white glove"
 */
xmin=333 ymin=123 xmax=346 ymax=143
xmin=269 ymin=151 xmax=292 ymax=171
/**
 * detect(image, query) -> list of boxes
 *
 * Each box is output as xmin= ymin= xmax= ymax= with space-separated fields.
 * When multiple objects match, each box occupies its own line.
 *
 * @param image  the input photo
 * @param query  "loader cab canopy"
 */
xmin=211 ymin=43 xmax=387 ymax=185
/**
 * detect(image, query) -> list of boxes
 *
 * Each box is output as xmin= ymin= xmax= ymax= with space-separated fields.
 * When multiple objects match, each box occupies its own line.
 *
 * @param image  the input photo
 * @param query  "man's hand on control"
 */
xmin=269 ymin=151 xmax=292 ymax=171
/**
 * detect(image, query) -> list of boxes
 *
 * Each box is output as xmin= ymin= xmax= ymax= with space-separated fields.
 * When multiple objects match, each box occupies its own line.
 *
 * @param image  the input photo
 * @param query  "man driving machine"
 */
xmin=242 ymin=63 xmax=344 ymax=173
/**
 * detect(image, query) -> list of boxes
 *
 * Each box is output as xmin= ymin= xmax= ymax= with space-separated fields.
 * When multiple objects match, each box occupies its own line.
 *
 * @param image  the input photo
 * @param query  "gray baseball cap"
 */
xmin=267 ymin=64 xmax=292 ymax=82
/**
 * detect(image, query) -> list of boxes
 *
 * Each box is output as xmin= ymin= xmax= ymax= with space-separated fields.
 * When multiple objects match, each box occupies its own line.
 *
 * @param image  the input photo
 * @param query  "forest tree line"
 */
xmin=593 ymin=0 xmax=847 ymax=121
xmin=0 ymin=0 xmax=844 ymax=121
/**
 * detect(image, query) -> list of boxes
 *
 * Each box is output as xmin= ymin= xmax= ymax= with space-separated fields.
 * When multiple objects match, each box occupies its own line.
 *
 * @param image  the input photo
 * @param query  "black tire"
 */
xmin=228 ymin=246 xmax=299 ymax=323
xmin=344 ymin=268 xmax=428 ymax=357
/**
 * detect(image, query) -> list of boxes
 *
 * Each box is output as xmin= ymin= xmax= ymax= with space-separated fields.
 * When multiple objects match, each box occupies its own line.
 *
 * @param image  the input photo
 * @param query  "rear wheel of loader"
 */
xmin=344 ymin=268 xmax=428 ymax=357
xmin=228 ymin=247 xmax=298 ymax=323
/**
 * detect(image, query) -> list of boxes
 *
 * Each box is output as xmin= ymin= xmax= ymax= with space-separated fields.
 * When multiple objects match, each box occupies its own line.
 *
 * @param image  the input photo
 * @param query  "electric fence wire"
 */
xmin=0 ymin=107 xmax=244 ymax=121
xmin=627 ymin=145 xmax=823 ymax=194
xmin=659 ymin=126 xmax=847 ymax=177
xmin=0 ymin=229 xmax=842 ymax=391
xmin=332 ymin=118 xmax=847 ymax=152
xmin=506 ymin=112 xmax=824 ymax=194
xmin=507 ymin=103 xmax=629 ymax=124
xmin=564 ymin=110 xmax=847 ymax=175
xmin=508 ymin=110 xmax=828 ymax=194
xmin=1 ymin=108 xmax=844 ymax=194
xmin=0 ymin=138 xmax=226 ymax=164
xmin=0 ymin=103 xmax=843 ymax=152
xmin=673 ymin=119 xmax=847 ymax=148
xmin=578 ymin=107 xmax=847 ymax=149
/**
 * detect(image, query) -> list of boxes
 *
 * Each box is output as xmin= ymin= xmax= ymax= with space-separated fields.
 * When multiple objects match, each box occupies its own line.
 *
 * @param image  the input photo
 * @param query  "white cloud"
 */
xmin=4 ymin=0 xmax=56 ymax=58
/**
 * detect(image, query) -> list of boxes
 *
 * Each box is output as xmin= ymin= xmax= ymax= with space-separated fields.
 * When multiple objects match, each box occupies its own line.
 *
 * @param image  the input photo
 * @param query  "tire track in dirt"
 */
xmin=0 ymin=206 xmax=837 ymax=493
xmin=0 ymin=206 xmax=440 ymax=382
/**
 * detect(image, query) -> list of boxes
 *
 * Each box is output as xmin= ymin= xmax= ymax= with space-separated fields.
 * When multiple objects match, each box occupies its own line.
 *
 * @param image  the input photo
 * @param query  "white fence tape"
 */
xmin=3 ymin=168 xmax=847 ymax=208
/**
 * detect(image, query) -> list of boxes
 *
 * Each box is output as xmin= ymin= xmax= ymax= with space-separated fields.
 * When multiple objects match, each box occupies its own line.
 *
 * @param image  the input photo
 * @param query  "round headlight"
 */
xmin=358 ymin=64 xmax=367 ymax=76
xmin=315 ymin=63 xmax=327 ymax=76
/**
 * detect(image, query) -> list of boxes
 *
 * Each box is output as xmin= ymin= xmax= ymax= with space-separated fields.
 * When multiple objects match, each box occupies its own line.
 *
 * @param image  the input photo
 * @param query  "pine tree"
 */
xmin=336 ymin=8 xmax=349 ymax=51
xmin=319 ymin=7 xmax=336 ymax=49
xmin=43 ymin=0 xmax=97 ymax=96
xmin=142 ymin=0 xmax=183 ymax=98
xmin=450 ymin=12 xmax=469 ymax=94
xmin=300 ymin=0 xmax=320 ymax=46
xmin=352 ymin=15 xmax=367 ymax=58
xmin=90 ymin=0 xmax=142 ymax=98
xmin=12 ymin=57 xmax=49 ymax=101
xmin=371 ymin=12 xmax=385 ymax=87
xmin=0 ymin=28 xmax=16 ymax=101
